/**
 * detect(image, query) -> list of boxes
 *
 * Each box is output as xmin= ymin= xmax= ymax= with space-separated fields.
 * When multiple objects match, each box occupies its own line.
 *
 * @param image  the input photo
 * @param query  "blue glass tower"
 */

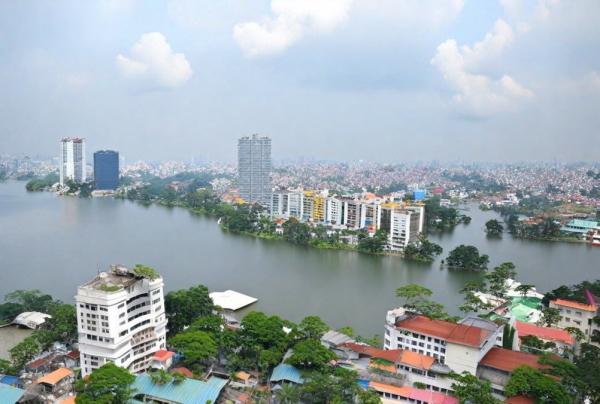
xmin=93 ymin=150 xmax=119 ymax=190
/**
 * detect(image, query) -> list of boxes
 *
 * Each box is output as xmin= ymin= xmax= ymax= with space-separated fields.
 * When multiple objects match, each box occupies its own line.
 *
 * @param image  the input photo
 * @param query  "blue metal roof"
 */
xmin=131 ymin=374 xmax=227 ymax=404
xmin=0 ymin=383 xmax=25 ymax=403
xmin=0 ymin=375 xmax=21 ymax=387
xmin=270 ymin=364 xmax=304 ymax=384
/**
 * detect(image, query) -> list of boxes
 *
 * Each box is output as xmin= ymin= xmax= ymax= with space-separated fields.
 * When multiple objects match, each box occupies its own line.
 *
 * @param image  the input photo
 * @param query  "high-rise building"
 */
xmin=93 ymin=150 xmax=119 ymax=190
xmin=60 ymin=137 xmax=86 ymax=185
xmin=237 ymin=134 xmax=272 ymax=206
xmin=76 ymin=265 xmax=167 ymax=378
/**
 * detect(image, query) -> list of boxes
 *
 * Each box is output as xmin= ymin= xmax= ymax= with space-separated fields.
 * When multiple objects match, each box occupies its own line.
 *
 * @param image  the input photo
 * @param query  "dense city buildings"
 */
xmin=93 ymin=150 xmax=120 ymax=190
xmin=76 ymin=265 xmax=167 ymax=378
xmin=59 ymin=137 xmax=86 ymax=185
xmin=237 ymin=134 xmax=272 ymax=206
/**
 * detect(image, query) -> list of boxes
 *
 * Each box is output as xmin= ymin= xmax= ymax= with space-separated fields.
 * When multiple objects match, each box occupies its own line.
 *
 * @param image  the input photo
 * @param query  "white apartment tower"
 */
xmin=60 ymin=137 xmax=86 ymax=185
xmin=76 ymin=265 xmax=167 ymax=377
xmin=238 ymin=134 xmax=272 ymax=206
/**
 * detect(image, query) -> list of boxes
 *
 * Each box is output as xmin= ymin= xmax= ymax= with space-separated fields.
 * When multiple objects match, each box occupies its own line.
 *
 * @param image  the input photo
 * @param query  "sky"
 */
xmin=0 ymin=0 xmax=599 ymax=163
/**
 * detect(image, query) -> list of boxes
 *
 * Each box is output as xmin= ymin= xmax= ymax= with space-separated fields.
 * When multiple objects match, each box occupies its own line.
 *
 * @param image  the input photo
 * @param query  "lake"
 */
xmin=1 ymin=180 xmax=598 ymax=337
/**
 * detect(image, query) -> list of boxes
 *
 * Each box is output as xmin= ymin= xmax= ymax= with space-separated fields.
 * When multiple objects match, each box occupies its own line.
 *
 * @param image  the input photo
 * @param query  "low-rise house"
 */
xmin=130 ymin=374 xmax=228 ymax=404
xmin=515 ymin=321 xmax=575 ymax=354
xmin=150 ymin=350 xmax=175 ymax=371
xmin=477 ymin=347 xmax=550 ymax=397
xmin=550 ymin=298 xmax=598 ymax=343
xmin=19 ymin=368 xmax=74 ymax=404
xmin=233 ymin=371 xmax=258 ymax=387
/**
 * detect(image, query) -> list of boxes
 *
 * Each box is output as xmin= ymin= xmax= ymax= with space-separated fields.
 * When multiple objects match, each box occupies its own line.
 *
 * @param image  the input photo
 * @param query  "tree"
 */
xmin=520 ymin=335 xmax=545 ymax=350
xmin=538 ymin=307 xmax=561 ymax=327
xmin=298 ymin=316 xmax=329 ymax=340
xmin=288 ymin=339 xmax=336 ymax=369
xmin=564 ymin=326 xmax=585 ymax=343
xmin=276 ymin=383 xmax=301 ymax=404
xmin=502 ymin=325 xmax=516 ymax=350
xmin=337 ymin=326 xmax=354 ymax=337
xmin=236 ymin=312 xmax=289 ymax=369
xmin=35 ymin=303 xmax=77 ymax=347
xmin=282 ymin=218 xmax=312 ymax=245
xmin=395 ymin=284 xmax=450 ymax=320
xmin=396 ymin=284 xmax=433 ymax=307
xmin=4 ymin=289 xmax=55 ymax=314
xmin=485 ymin=219 xmax=504 ymax=237
xmin=403 ymin=236 xmax=443 ymax=263
xmin=169 ymin=331 xmax=217 ymax=371
xmin=450 ymin=372 xmax=500 ymax=404
xmin=357 ymin=229 xmax=388 ymax=254
xmin=149 ymin=369 xmax=173 ymax=385
xmin=505 ymin=365 xmax=570 ymax=404
xmin=445 ymin=245 xmax=489 ymax=271
xmin=515 ymin=284 xmax=534 ymax=298
xmin=459 ymin=291 xmax=492 ymax=314
xmin=9 ymin=336 xmax=40 ymax=371
xmin=75 ymin=363 xmax=135 ymax=404
xmin=485 ymin=262 xmax=517 ymax=298
xmin=357 ymin=389 xmax=382 ymax=404
xmin=164 ymin=284 xmax=214 ymax=336
xmin=573 ymin=344 xmax=600 ymax=402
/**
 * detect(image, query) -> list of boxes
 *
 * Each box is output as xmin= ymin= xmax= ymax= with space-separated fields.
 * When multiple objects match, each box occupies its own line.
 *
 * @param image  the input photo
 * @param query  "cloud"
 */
xmin=233 ymin=0 xmax=353 ymax=57
xmin=353 ymin=0 xmax=464 ymax=26
xmin=116 ymin=32 xmax=192 ymax=89
xmin=431 ymin=13 xmax=543 ymax=117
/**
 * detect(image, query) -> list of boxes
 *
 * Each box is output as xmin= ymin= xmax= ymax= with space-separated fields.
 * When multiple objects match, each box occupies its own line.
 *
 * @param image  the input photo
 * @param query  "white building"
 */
xmin=380 ymin=204 xmax=424 ymax=251
xmin=76 ymin=265 xmax=167 ymax=377
xmin=383 ymin=307 xmax=502 ymax=392
xmin=550 ymin=298 xmax=598 ymax=344
xmin=59 ymin=137 xmax=86 ymax=185
xmin=325 ymin=197 xmax=343 ymax=225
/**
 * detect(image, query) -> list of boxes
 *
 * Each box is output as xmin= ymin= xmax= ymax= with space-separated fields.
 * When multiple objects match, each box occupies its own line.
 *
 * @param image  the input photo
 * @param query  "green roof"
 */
xmin=509 ymin=297 xmax=542 ymax=322
xmin=131 ymin=374 xmax=227 ymax=404
xmin=0 ymin=383 xmax=25 ymax=403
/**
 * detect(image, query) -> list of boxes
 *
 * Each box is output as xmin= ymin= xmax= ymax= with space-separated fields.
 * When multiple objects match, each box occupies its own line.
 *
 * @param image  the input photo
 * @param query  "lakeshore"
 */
xmin=2 ymin=180 xmax=600 ymax=336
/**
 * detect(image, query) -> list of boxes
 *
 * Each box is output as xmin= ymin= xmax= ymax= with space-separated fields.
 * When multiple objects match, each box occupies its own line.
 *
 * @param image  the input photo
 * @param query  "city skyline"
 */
xmin=0 ymin=1 xmax=599 ymax=163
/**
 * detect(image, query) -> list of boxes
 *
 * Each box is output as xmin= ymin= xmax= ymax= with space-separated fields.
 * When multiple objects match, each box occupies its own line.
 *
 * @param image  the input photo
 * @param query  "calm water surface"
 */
xmin=1 ymin=180 xmax=599 ymax=336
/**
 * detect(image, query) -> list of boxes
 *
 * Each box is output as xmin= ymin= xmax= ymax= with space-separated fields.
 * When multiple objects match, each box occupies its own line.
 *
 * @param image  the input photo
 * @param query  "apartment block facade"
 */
xmin=76 ymin=266 xmax=167 ymax=377
xmin=60 ymin=137 xmax=86 ymax=185
xmin=238 ymin=134 xmax=272 ymax=206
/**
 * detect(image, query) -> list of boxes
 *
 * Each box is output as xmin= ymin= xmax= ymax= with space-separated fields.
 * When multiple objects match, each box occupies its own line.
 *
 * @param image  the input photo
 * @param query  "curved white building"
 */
xmin=76 ymin=265 xmax=167 ymax=377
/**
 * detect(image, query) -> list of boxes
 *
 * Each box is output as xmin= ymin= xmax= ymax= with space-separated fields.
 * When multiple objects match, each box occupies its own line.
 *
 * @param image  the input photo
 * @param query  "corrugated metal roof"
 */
xmin=131 ymin=374 xmax=227 ymax=404
xmin=0 ymin=383 xmax=25 ymax=403
xmin=270 ymin=364 xmax=304 ymax=385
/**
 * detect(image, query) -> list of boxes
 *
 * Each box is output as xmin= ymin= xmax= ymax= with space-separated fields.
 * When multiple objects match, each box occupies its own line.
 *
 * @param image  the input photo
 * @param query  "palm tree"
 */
xmin=275 ymin=383 xmax=301 ymax=404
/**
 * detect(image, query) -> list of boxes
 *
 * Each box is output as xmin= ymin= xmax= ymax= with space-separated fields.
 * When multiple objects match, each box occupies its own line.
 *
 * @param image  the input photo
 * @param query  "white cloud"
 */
xmin=431 ymin=19 xmax=533 ymax=117
xmin=233 ymin=0 xmax=353 ymax=57
xmin=116 ymin=32 xmax=192 ymax=89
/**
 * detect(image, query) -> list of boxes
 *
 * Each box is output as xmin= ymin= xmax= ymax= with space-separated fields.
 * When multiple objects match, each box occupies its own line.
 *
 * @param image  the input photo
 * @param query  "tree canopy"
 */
xmin=450 ymin=372 xmax=500 ymax=404
xmin=446 ymin=245 xmax=489 ymax=271
xmin=505 ymin=365 xmax=570 ymax=404
xmin=75 ymin=363 xmax=135 ymax=404
xmin=164 ymin=284 xmax=214 ymax=336
xmin=169 ymin=331 xmax=217 ymax=371
xmin=287 ymin=339 xmax=336 ymax=369
xmin=485 ymin=219 xmax=504 ymax=237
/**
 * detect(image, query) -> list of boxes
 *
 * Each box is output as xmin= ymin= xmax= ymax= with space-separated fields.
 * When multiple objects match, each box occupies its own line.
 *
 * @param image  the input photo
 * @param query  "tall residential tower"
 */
xmin=93 ymin=150 xmax=119 ymax=190
xmin=237 ymin=134 xmax=272 ymax=206
xmin=60 ymin=137 xmax=86 ymax=185
xmin=76 ymin=265 xmax=167 ymax=377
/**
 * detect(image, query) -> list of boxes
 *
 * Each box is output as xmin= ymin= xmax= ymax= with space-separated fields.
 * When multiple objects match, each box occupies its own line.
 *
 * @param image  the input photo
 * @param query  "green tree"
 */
xmin=9 ymin=336 xmax=41 ymax=371
xmin=502 ymin=325 xmax=516 ymax=349
xmin=573 ymin=344 xmax=600 ymax=402
xmin=505 ymin=365 xmax=570 ymax=404
xmin=445 ymin=245 xmax=489 ymax=271
xmin=403 ymin=236 xmax=443 ymax=263
xmin=298 ymin=316 xmax=329 ymax=340
xmin=538 ymin=307 xmax=561 ymax=327
xmin=75 ymin=363 xmax=135 ymax=404
xmin=282 ymin=218 xmax=312 ymax=245
xmin=357 ymin=389 xmax=382 ymax=404
xmin=564 ymin=326 xmax=585 ymax=343
xmin=337 ymin=326 xmax=354 ymax=337
xmin=485 ymin=262 xmax=517 ymax=298
xmin=169 ymin=331 xmax=217 ymax=371
xmin=236 ymin=312 xmax=289 ymax=369
xmin=4 ymin=289 xmax=55 ymax=313
xmin=276 ymin=383 xmax=302 ymax=404
xmin=35 ymin=303 xmax=77 ymax=347
xmin=149 ymin=369 xmax=173 ymax=385
xmin=357 ymin=229 xmax=388 ymax=254
xmin=164 ymin=284 xmax=214 ymax=336
xmin=515 ymin=284 xmax=535 ymax=298
xmin=485 ymin=219 xmax=504 ymax=236
xmin=459 ymin=291 xmax=492 ymax=313
xmin=288 ymin=339 xmax=336 ymax=369
xmin=395 ymin=284 xmax=450 ymax=320
xmin=450 ymin=372 xmax=500 ymax=404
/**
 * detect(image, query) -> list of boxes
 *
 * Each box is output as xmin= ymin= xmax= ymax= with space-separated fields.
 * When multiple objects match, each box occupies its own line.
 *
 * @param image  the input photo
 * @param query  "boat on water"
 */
xmin=586 ymin=230 xmax=600 ymax=246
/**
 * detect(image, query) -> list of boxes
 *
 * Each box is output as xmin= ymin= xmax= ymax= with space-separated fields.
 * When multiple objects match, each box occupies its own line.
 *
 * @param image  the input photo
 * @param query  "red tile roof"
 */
xmin=369 ymin=382 xmax=458 ymax=404
xmin=342 ymin=342 xmax=435 ymax=370
xmin=65 ymin=350 xmax=80 ymax=360
xmin=479 ymin=347 xmax=546 ymax=373
xmin=551 ymin=299 xmax=597 ymax=312
xmin=515 ymin=321 xmax=574 ymax=345
xmin=152 ymin=349 xmax=174 ymax=361
xmin=170 ymin=367 xmax=193 ymax=378
xmin=396 ymin=316 xmax=492 ymax=347
xmin=505 ymin=396 xmax=536 ymax=404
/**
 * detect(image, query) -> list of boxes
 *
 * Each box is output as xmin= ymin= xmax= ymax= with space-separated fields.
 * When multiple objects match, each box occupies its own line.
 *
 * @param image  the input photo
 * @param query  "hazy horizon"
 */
xmin=1 ymin=1 xmax=599 ymax=163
